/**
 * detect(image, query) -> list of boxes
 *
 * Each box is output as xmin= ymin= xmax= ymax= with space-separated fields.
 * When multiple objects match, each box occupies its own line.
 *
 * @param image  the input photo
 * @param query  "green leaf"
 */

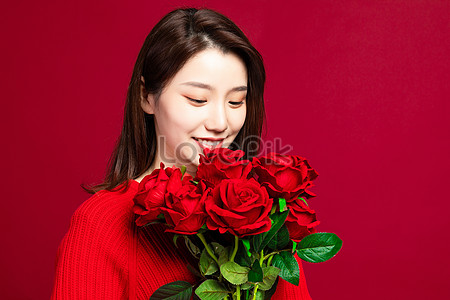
xmin=252 ymin=234 xmax=263 ymax=254
xmin=173 ymin=234 xmax=180 ymax=247
xmin=149 ymin=281 xmax=193 ymax=300
xmin=184 ymin=236 xmax=201 ymax=258
xmin=298 ymin=197 xmax=308 ymax=206
xmin=220 ymin=261 xmax=250 ymax=285
xmin=200 ymin=247 xmax=219 ymax=276
xmin=241 ymin=239 xmax=251 ymax=257
xmin=297 ymin=232 xmax=343 ymax=263
xmin=292 ymin=241 xmax=298 ymax=253
xmin=253 ymin=211 xmax=289 ymax=252
xmin=180 ymin=165 xmax=186 ymax=176
xmin=218 ymin=246 xmax=231 ymax=266
xmin=263 ymin=276 xmax=279 ymax=300
xmin=210 ymin=242 xmax=225 ymax=255
xmin=271 ymin=252 xmax=299 ymax=286
xmin=235 ymin=242 xmax=252 ymax=268
xmin=258 ymin=266 xmax=280 ymax=291
xmin=248 ymin=259 xmax=263 ymax=283
xmin=240 ymin=282 xmax=253 ymax=290
xmin=279 ymin=198 xmax=287 ymax=212
xmin=194 ymin=279 xmax=229 ymax=300
xmin=267 ymin=225 xmax=290 ymax=250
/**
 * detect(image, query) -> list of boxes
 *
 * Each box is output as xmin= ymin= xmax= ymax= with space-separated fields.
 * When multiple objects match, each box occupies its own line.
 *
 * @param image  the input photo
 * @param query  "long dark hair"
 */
xmin=81 ymin=7 xmax=266 ymax=194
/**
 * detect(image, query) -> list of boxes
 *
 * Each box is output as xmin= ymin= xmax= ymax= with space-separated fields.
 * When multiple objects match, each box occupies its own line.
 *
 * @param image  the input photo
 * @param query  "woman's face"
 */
xmin=141 ymin=48 xmax=248 ymax=176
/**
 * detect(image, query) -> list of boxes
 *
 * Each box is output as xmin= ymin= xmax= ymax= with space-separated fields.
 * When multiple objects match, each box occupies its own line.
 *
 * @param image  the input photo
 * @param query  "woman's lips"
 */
xmin=193 ymin=137 xmax=224 ymax=150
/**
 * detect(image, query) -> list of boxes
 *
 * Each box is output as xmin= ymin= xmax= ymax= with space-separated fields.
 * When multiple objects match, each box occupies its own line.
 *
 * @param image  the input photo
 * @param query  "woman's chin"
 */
xmin=175 ymin=159 xmax=199 ymax=173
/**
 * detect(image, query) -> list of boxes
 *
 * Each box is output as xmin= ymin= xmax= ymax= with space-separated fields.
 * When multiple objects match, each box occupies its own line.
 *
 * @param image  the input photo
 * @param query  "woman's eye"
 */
xmin=186 ymin=97 xmax=244 ymax=106
xmin=186 ymin=97 xmax=206 ymax=104
xmin=229 ymin=101 xmax=245 ymax=106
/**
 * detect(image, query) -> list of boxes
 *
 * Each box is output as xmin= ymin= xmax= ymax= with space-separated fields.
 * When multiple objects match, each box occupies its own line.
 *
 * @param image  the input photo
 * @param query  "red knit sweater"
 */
xmin=51 ymin=180 xmax=312 ymax=299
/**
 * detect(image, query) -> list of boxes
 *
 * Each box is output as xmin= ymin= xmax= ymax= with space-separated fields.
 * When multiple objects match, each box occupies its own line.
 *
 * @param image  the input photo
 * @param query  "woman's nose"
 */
xmin=205 ymin=102 xmax=228 ymax=132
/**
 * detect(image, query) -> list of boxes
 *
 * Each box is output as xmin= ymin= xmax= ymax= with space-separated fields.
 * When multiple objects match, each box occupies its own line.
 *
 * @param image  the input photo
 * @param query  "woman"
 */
xmin=51 ymin=7 xmax=312 ymax=299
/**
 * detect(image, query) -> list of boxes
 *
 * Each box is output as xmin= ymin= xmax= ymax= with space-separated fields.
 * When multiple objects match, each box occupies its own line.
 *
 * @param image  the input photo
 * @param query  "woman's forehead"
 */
xmin=170 ymin=49 xmax=247 ymax=90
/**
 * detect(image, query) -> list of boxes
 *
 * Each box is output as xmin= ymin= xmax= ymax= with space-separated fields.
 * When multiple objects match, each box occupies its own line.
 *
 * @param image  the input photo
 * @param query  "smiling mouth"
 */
xmin=193 ymin=137 xmax=224 ymax=150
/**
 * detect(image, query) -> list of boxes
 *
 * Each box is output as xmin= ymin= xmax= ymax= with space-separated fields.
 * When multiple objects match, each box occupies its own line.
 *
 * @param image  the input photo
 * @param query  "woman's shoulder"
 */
xmin=52 ymin=180 xmax=140 ymax=299
xmin=70 ymin=180 xmax=139 ymax=230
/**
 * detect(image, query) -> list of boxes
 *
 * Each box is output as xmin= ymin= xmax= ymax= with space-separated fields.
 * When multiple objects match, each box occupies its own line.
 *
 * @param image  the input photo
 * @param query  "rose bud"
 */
xmin=285 ymin=199 xmax=320 ymax=242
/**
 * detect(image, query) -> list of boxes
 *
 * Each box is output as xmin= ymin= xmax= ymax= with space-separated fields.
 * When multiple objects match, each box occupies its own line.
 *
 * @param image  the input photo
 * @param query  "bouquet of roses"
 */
xmin=132 ymin=148 xmax=342 ymax=300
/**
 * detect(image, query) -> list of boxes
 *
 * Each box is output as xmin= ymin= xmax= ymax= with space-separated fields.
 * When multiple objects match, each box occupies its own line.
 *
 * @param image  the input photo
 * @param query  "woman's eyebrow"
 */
xmin=180 ymin=81 xmax=247 ymax=93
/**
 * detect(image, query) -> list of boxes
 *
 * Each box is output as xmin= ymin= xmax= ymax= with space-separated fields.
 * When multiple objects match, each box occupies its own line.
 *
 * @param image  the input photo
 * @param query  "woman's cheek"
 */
xmin=179 ymin=144 xmax=197 ymax=164
xmin=231 ymin=109 xmax=246 ymax=132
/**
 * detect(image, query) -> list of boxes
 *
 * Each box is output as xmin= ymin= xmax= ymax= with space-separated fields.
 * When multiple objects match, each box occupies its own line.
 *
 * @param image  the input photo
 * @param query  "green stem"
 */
xmin=230 ymin=235 xmax=239 ymax=262
xmin=267 ymin=255 xmax=273 ymax=266
xmin=262 ymin=252 xmax=276 ymax=262
xmin=252 ymin=285 xmax=259 ymax=300
xmin=236 ymin=285 xmax=241 ymax=300
xmin=260 ymin=250 xmax=264 ymax=267
xmin=197 ymin=233 xmax=219 ymax=264
xmin=262 ymin=248 xmax=291 ymax=262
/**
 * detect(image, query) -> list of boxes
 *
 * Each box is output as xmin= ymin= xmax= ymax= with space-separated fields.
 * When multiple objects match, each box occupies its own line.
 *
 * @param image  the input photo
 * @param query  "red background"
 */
xmin=1 ymin=0 xmax=449 ymax=299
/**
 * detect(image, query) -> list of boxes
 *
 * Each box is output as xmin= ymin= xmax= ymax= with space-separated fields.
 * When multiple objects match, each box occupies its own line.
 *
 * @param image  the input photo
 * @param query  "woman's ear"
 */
xmin=140 ymin=76 xmax=155 ymax=114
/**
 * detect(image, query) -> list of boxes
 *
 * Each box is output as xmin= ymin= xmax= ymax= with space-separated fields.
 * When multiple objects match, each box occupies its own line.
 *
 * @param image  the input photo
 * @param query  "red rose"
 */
xmin=285 ymin=199 xmax=320 ymax=242
xmin=161 ymin=171 xmax=209 ymax=235
xmin=205 ymin=178 xmax=273 ymax=237
xmin=194 ymin=148 xmax=252 ymax=188
xmin=133 ymin=162 xmax=170 ymax=226
xmin=252 ymin=153 xmax=319 ymax=202
xmin=133 ymin=163 xmax=192 ymax=226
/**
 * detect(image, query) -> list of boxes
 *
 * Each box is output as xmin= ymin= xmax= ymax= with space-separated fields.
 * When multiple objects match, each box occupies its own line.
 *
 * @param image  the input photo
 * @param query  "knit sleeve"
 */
xmin=51 ymin=191 xmax=133 ymax=299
